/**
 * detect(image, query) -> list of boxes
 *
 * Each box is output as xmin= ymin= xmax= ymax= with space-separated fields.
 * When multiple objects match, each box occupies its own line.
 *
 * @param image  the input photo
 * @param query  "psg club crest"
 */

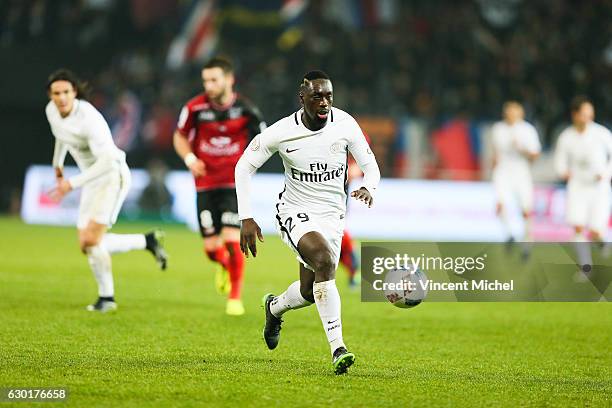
xmin=330 ymin=142 xmax=344 ymax=154
xmin=250 ymin=136 xmax=260 ymax=151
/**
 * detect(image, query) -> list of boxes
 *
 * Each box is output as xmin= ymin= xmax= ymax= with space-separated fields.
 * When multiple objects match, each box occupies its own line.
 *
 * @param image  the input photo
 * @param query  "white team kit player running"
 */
xmin=491 ymin=101 xmax=541 ymax=252
xmin=235 ymin=71 xmax=380 ymax=374
xmin=46 ymin=69 xmax=168 ymax=312
xmin=554 ymin=96 xmax=612 ymax=273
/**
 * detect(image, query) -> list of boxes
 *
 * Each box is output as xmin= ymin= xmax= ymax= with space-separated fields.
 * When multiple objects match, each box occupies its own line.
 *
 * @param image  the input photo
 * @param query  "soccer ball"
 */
xmin=383 ymin=267 xmax=428 ymax=308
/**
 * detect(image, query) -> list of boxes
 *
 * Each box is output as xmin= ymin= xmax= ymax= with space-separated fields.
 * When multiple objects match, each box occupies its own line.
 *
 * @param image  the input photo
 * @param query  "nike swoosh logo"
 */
xmin=286 ymin=148 xmax=300 ymax=153
xmin=327 ymin=319 xmax=339 ymax=325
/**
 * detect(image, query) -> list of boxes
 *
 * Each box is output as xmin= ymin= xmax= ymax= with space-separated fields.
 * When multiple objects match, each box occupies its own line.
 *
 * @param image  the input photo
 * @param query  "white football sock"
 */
xmin=573 ymin=232 xmax=592 ymax=270
xmin=101 ymin=233 xmax=146 ymax=254
xmin=313 ymin=279 xmax=345 ymax=355
xmin=86 ymin=244 xmax=114 ymax=297
xmin=270 ymin=280 xmax=313 ymax=317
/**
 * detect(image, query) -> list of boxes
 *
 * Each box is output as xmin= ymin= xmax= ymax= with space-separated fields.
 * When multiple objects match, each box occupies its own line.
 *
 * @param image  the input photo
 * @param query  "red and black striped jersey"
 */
xmin=177 ymin=93 xmax=265 ymax=191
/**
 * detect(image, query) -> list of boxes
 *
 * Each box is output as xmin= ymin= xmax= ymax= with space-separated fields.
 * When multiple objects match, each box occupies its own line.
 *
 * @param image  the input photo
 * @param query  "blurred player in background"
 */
xmin=173 ymin=57 xmax=266 ymax=316
xmin=554 ymin=96 xmax=612 ymax=274
xmin=235 ymin=71 xmax=380 ymax=374
xmin=491 ymin=101 xmax=541 ymax=255
xmin=46 ymin=69 xmax=167 ymax=313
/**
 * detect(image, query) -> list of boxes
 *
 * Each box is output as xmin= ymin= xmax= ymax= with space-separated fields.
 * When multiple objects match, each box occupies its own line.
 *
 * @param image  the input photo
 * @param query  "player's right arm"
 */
xmin=48 ymin=137 xmax=71 ymax=202
xmin=52 ymin=139 xmax=68 ymax=180
xmin=47 ymin=105 xmax=68 ymax=180
xmin=46 ymin=107 xmax=70 ymax=201
xmin=173 ymin=105 xmax=205 ymax=177
xmin=554 ymin=131 xmax=570 ymax=181
xmin=235 ymin=129 xmax=279 ymax=257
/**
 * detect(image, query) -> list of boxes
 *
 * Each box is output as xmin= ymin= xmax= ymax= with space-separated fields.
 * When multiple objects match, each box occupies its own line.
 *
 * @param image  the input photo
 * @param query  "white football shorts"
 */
xmin=78 ymin=162 xmax=131 ymax=229
xmin=493 ymin=168 xmax=534 ymax=212
xmin=566 ymin=180 xmax=611 ymax=236
xmin=275 ymin=203 xmax=345 ymax=271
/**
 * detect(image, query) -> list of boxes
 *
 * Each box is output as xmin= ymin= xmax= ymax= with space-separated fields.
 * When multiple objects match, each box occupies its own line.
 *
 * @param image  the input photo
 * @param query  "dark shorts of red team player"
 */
xmin=196 ymin=188 xmax=240 ymax=238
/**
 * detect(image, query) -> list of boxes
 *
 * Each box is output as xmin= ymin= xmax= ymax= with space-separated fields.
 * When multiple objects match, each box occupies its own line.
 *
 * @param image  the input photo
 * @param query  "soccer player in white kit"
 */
xmin=554 ymin=96 xmax=612 ymax=272
xmin=234 ymin=71 xmax=380 ymax=374
xmin=46 ymin=69 xmax=168 ymax=312
xmin=491 ymin=101 xmax=541 ymax=249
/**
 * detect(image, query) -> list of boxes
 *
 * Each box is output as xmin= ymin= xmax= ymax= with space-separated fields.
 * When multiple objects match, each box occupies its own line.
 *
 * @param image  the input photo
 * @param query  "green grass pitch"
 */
xmin=0 ymin=216 xmax=611 ymax=407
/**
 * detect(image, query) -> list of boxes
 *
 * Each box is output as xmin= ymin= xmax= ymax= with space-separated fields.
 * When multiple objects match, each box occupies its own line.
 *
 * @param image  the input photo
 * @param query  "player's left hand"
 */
xmin=351 ymin=187 xmax=373 ymax=208
xmin=48 ymin=178 xmax=73 ymax=202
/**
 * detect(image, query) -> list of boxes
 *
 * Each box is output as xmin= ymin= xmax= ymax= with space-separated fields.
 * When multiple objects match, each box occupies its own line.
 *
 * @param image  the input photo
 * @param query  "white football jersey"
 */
xmin=242 ymin=108 xmax=378 ymax=215
xmin=45 ymin=99 xmax=127 ymax=188
xmin=491 ymin=120 xmax=541 ymax=174
xmin=46 ymin=99 xmax=126 ymax=187
xmin=554 ymin=122 xmax=612 ymax=184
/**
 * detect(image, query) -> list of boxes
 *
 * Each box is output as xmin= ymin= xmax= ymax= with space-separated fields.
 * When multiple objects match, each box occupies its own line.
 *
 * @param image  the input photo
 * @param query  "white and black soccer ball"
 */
xmin=383 ymin=267 xmax=428 ymax=309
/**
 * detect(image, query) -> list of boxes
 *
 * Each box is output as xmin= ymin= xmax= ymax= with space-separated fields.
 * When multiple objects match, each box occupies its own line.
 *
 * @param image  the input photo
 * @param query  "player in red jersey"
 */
xmin=173 ymin=57 xmax=265 ymax=315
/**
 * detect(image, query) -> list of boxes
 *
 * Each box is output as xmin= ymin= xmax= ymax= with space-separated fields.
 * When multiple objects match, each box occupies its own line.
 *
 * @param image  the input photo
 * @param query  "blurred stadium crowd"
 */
xmin=1 ymin=0 xmax=611 ymax=210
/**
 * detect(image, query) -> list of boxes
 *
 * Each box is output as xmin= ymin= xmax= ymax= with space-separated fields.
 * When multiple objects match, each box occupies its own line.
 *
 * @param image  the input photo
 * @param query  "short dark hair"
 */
xmin=503 ymin=100 xmax=522 ymax=110
xmin=203 ymin=56 xmax=233 ymax=73
xmin=47 ymin=68 xmax=90 ymax=99
xmin=570 ymin=95 xmax=592 ymax=113
xmin=303 ymin=70 xmax=330 ymax=82
xmin=300 ymin=70 xmax=331 ymax=95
